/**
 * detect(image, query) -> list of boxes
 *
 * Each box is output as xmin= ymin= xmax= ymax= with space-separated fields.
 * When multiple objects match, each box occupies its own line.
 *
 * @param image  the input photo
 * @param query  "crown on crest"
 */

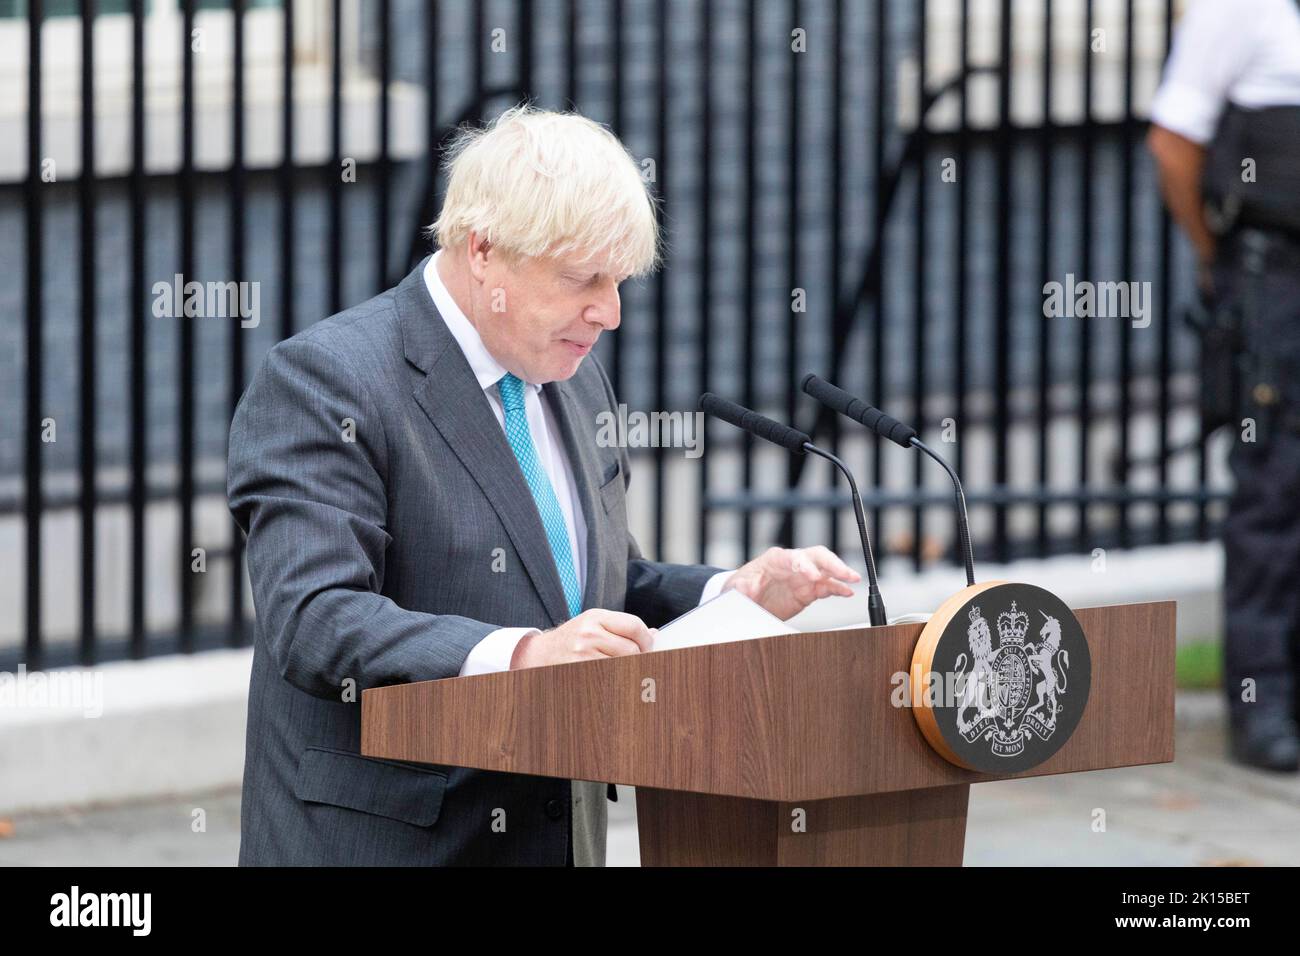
xmin=997 ymin=601 xmax=1029 ymax=647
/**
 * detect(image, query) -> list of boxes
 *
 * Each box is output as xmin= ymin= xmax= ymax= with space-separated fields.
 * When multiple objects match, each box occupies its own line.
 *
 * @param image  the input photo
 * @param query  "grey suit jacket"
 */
xmin=228 ymin=258 xmax=719 ymax=866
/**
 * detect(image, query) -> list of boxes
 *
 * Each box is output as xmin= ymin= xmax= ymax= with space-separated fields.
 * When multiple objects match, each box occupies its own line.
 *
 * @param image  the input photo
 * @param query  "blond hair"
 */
xmin=431 ymin=104 xmax=660 ymax=278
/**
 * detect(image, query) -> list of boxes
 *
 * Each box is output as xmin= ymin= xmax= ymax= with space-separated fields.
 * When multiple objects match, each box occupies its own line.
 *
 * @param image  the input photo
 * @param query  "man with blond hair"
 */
xmin=228 ymin=105 xmax=859 ymax=866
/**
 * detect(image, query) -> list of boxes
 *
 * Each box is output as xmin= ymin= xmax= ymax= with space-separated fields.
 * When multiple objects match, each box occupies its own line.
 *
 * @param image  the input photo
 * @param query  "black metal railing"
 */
xmin=4 ymin=0 xmax=1225 ymax=671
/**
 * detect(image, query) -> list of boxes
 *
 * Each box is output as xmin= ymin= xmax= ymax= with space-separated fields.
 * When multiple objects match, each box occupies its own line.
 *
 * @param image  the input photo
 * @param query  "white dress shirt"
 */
xmin=1150 ymin=0 xmax=1300 ymax=145
xmin=424 ymin=253 xmax=729 ymax=676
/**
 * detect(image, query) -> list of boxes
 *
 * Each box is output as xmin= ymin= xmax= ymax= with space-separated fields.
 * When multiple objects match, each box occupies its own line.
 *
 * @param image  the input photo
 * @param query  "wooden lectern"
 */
xmin=361 ymin=600 xmax=1174 ymax=866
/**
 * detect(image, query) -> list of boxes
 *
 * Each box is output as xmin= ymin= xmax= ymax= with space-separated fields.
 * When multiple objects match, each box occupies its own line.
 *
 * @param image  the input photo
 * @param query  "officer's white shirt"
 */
xmin=425 ymin=253 xmax=728 ymax=676
xmin=1151 ymin=0 xmax=1300 ymax=145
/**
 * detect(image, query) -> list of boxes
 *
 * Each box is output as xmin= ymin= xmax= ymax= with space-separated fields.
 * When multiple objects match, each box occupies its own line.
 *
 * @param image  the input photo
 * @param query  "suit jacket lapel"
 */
xmin=395 ymin=260 xmax=571 ymax=627
xmin=544 ymin=378 xmax=605 ymax=610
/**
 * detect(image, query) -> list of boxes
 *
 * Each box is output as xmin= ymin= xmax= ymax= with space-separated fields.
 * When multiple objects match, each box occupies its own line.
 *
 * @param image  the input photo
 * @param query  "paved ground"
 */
xmin=2 ymin=691 xmax=1296 ymax=866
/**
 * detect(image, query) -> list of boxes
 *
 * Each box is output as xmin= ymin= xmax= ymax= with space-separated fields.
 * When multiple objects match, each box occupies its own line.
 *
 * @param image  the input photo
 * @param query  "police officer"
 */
xmin=1149 ymin=0 xmax=1300 ymax=772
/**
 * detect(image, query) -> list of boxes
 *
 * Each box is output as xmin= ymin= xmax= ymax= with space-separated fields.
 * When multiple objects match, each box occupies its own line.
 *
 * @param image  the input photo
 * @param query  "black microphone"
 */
xmin=801 ymin=374 xmax=976 ymax=587
xmin=698 ymin=393 xmax=811 ymax=455
xmin=699 ymin=393 xmax=888 ymax=627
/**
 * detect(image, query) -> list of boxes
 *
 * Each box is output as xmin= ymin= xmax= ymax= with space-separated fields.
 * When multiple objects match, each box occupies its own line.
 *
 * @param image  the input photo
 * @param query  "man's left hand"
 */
xmin=722 ymin=546 xmax=861 ymax=621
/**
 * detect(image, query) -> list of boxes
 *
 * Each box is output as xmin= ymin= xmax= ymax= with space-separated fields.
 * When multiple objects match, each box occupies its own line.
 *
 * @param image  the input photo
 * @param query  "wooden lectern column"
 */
xmin=635 ymin=785 xmax=970 ymax=866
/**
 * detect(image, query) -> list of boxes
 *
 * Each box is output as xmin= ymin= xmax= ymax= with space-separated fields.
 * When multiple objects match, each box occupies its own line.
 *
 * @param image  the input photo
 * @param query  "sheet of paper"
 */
xmin=788 ymin=614 xmax=929 ymax=632
xmin=888 ymin=612 xmax=932 ymax=625
xmin=650 ymin=588 xmax=798 ymax=652
xmin=833 ymin=615 xmax=932 ymax=630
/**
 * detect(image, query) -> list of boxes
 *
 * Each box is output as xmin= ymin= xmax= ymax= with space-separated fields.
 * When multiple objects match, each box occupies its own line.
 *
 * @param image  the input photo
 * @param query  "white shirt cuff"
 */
xmin=698 ymin=570 xmax=733 ymax=606
xmin=459 ymin=627 xmax=540 ymax=676
xmin=462 ymin=573 xmax=731 ymax=676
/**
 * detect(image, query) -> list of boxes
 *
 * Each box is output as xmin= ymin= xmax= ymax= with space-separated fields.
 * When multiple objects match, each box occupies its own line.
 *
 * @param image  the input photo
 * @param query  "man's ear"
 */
xmin=466 ymin=231 xmax=493 ymax=284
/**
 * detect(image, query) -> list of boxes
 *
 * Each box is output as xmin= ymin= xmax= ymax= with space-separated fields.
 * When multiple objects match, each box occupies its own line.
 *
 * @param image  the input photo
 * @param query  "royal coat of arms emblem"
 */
xmin=954 ymin=601 xmax=1074 ymax=758
xmin=911 ymin=582 xmax=1092 ymax=773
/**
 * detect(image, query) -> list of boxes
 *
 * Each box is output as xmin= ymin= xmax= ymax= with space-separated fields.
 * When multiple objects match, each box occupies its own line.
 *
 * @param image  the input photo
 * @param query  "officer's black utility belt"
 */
xmin=1220 ymin=227 xmax=1300 ymax=274
xmin=1204 ymin=102 xmax=1300 ymax=239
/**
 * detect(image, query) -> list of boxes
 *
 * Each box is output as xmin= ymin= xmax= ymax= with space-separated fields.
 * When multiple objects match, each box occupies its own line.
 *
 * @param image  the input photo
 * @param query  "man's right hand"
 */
xmin=510 ymin=609 xmax=657 ymax=669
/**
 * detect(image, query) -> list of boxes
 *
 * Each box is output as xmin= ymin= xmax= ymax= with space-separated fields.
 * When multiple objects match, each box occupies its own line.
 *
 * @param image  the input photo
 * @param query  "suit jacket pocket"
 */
xmin=294 ymin=746 xmax=448 ymax=827
xmin=598 ymin=461 xmax=624 ymax=515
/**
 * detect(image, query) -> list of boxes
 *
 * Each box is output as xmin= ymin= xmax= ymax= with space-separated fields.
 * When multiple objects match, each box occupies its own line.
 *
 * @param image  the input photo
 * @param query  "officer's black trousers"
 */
xmin=1217 ymin=233 xmax=1300 ymax=730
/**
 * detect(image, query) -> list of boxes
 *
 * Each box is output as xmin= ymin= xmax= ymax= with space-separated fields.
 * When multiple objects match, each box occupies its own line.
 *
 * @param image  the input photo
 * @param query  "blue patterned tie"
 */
xmin=497 ymin=373 xmax=583 ymax=618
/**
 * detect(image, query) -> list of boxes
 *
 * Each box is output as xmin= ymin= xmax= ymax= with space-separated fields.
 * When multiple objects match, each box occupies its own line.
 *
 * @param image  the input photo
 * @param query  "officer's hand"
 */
xmin=510 ymin=609 xmax=656 ymax=669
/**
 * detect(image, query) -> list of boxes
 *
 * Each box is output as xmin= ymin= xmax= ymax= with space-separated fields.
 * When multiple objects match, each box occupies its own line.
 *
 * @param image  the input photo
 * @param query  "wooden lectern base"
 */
xmin=635 ymin=785 xmax=970 ymax=866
